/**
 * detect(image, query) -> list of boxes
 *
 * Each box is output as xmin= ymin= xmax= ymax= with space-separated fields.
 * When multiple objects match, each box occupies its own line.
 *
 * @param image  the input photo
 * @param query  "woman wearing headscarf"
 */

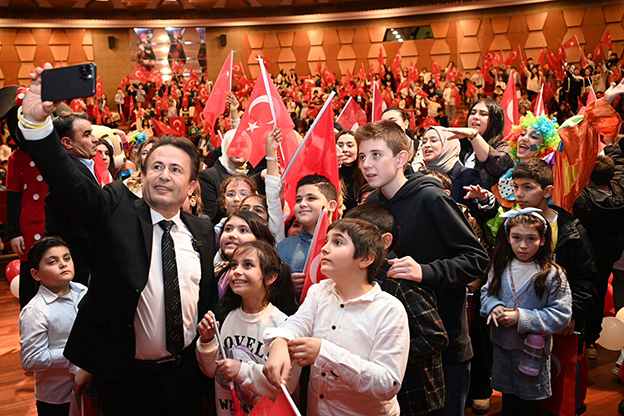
xmin=422 ymin=126 xmax=483 ymax=216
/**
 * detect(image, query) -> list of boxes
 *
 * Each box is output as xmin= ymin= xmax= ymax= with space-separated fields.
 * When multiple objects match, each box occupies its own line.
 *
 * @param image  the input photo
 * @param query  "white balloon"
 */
xmin=598 ymin=316 xmax=624 ymax=351
xmin=9 ymin=275 xmax=19 ymax=299
xmin=616 ymin=307 xmax=624 ymax=322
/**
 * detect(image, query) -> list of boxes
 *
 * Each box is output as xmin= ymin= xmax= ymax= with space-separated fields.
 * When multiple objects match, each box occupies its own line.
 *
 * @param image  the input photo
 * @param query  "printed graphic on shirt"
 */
xmin=216 ymin=342 xmax=260 ymax=409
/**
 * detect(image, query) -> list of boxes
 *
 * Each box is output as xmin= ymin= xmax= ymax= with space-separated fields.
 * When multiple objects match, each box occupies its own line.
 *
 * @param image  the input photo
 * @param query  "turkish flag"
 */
xmin=132 ymin=65 xmax=148 ymax=84
xmin=152 ymin=119 xmax=181 ymax=136
xmin=189 ymin=67 xmax=201 ymax=85
xmin=450 ymin=115 xmax=463 ymax=127
xmin=451 ymin=84 xmax=461 ymax=104
xmin=169 ymin=116 xmax=186 ymax=136
xmin=95 ymin=76 xmax=106 ymax=98
xmin=93 ymin=152 xmax=113 ymax=187
xmin=371 ymin=81 xmax=386 ymax=122
xmin=594 ymin=45 xmax=604 ymax=60
xmin=300 ymin=209 xmax=330 ymax=303
xmin=337 ymin=97 xmax=368 ymax=131
xmin=558 ymin=39 xmax=566 ymax=62
xmin=323 ymin=66 xmax=336 ymax=85
xmin=533 ymin=84 xmax=546 ymax=117
xmin=92 ymin=102 xmax=101 ymax=125
xmin=356 ymin=63 xmax=366 ymax=80
xmin=378 ymin=47 xmax=386 ymax=77
xmin=232 ymin=62 xmax=244 ymax=75
xmin=344 ymin=68 xmax=353 ymax=87
xmin=431 ymin=57 xmax=441 ymax=75
xmin=465 ymin=82 xmax=476 ymax=99
xmin=493 ymin=50 xmax=505 ymax=65
xmin=202 ymin=51 xmax=233 ymax=132
xmin=601 ymin=28 xmax=612 ymax=50
xmin=501 ymin=70 xmax=519 ymax=136
xmin=118 ymin=74 xmax=131 ymax=91
xmin=505 ymin=45 xmax=522 ymax=65
xmin=70 ymin=99 xmax=84 ymax=113
xmin=581 ymin=50 xmax=591 ymax=69
xmin=418 ymin=116 xmax=439 ymax=131
xmin=392 ymin=50 xmax=403 ymax=72
xmin=228 ymin=60 xmax=296 ymax=168
xmin=538 ymin=46 xmax=546 ymax=68
xmin=409 ymin=61 xmax=419 ymax=82
xmin=483 ymin=50 xmax=495 ymax=63
xmin=281 ymin=95 xmax=339 ymax=225
xmin=247 ymin=395 xmax=275 ymax=416
xmin=563 ymin=35 xmax=580 ymax=50
xmin=315 ymin=56 xmax=323 ymax=74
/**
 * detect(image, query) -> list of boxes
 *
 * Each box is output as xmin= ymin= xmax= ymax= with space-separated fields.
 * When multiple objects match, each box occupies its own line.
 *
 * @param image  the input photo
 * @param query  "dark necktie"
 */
xmin=158 ymin=220 xmax=184 ymax=355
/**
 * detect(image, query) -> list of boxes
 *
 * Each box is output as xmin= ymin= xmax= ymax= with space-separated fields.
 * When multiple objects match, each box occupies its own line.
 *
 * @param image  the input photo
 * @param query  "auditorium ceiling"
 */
xmin=0 ymin=0 xmax=581 ymax=26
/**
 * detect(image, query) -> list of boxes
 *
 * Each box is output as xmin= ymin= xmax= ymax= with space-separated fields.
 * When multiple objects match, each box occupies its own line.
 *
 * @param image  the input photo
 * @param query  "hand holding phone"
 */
xmin=41 ymin=63 xmax=97 ymax=102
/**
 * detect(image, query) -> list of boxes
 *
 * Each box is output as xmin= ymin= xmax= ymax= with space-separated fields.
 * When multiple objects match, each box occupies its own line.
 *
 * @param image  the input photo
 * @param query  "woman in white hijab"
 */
xmin=422 ymin=126 xmax=484 ymax=215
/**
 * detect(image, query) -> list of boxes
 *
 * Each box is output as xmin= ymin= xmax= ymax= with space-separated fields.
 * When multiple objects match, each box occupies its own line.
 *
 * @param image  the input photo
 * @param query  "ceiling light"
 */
xmin=162 ymin=75 xmax=171 ymax=82
xmin=164 ymin=27 xmax=173 ymax=31
xmin=392 ymin=30 xmax=398 ymax=35
xmin=160 ymin=35 xmax=169 ymax=42
xmin=161 ymin=68 xmax=172 ymax=74
xmin=161 ymin=47 xmax=169 ymax=53
xmin=398 ymin=39 xmax=404 ymax=42
xmin=161 ymin=59 xmax=168 ymax=65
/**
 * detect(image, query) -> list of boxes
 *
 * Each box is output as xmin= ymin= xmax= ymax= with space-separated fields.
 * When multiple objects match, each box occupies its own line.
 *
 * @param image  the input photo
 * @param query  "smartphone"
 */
xmin=41 ymin=63 xmax=97 ymax=102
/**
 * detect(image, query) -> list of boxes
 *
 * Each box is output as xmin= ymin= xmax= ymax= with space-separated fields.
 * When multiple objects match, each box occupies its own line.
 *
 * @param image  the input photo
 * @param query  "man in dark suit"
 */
xmin=45 ymin=112 xmax=98 ymax=287
xmin=19 ymin=64 xmax=217 ymax=416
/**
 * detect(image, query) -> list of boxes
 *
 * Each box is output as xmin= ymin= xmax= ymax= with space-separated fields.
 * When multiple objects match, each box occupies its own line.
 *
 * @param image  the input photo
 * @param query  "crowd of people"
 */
xmin=1 ymin=43 xmax=624 ymax=416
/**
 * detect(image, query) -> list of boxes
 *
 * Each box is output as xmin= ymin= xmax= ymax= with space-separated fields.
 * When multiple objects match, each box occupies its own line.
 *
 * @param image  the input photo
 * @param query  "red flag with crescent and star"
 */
xmin=132 ymin=65 xmax=148 ymax=84
xmin=228 ymin=58 xmax=297 ymax=168
xmin=501 ymin=70 xmax=519 ymax=136
xmin=505 ymin=45 xmax=522 ymax=65
xmin=202 ymin=51 xmax=234 ymax=132
xmin=336 ymin=97 xmax=368 ymax=132
xmin=300 ymin=208 xmax=330 ymax=304
xmin=169 ymin=116 xmax=186 ymax=136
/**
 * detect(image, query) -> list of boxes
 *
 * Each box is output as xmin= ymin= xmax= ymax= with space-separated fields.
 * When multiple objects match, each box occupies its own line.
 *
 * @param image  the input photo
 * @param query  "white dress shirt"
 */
xmin=18 ymin=282 xmax=87 ymax=404
xmin=134 ymin=208 xmax=202 ymax=360
xmin=264 ymin=279 xmax=409 ymax=416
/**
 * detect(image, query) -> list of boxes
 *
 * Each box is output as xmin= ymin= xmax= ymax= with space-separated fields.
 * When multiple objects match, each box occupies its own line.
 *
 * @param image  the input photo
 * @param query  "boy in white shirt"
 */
xmin=18 ymin=236 xmax=91 ymax=416
xmin=264 ymin=218 xmax=409 ymax=416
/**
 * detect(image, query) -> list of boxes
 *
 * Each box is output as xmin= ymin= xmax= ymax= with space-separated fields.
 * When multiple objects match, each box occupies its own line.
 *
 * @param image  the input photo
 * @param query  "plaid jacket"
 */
xmin=378 ymin=257 xmax=449 ymax=415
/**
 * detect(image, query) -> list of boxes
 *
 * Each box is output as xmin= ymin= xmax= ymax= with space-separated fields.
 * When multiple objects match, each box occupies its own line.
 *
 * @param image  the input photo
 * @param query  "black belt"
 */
xmin=133 ymin=345 xmax=194 ymax=374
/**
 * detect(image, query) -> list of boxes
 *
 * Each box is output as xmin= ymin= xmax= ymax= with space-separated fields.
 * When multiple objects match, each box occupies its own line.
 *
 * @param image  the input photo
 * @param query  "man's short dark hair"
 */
xmin=327 ymin=218 xmax=384 ymax=284
xmin=512 ymin=158 xmax=553 ymax=189
xmin=144 ymin=135 xmax=201 ymax=181
xmin=590 ymin=154 xmax=615 ymax=186
xmin=53 ymin=112 xmax=89 ymax=140
xmin=296 ymin=174 xmax=338 ymax=203
xmin=344 ymin=203 xmax=394 ymax=234
xmin=28 ymin=236 xmax=70 ymax=271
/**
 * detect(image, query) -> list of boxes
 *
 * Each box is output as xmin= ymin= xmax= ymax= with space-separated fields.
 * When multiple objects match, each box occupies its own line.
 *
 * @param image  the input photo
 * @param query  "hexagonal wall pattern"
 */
xmin=0 ymin=28 xmax=92 ymax=86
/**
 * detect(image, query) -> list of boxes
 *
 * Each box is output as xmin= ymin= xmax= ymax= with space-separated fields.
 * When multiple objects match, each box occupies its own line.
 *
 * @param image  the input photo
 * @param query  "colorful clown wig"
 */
xmin=505 ymin=112 xmax=560 ymax=161
xmin=124 ymin=131 xmax=147 ymax=152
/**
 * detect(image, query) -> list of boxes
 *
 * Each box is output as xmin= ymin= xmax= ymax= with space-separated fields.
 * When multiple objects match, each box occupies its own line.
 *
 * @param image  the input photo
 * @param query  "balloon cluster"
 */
xmin=5 ymin=259 xmax=20 ymax=299
xmin=598 ymin=274 xmax=624 ymax=351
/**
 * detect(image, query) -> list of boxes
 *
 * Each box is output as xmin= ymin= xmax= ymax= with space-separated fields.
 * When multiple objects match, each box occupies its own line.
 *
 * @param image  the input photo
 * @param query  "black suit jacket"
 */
xmin=22 ymin=130 xmax=217 ymax=381
xmin=44 ymin=157 xmax=96 ymax=286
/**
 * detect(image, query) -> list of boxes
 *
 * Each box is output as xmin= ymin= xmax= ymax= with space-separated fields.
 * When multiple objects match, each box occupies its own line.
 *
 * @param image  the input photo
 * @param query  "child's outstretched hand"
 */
xmin=198 ymin=311 xmax=219 ymax=343
xmin=463 ymin=184 xmax=489 ymax=203
xmin=487 ymin=305 xmax=505 ymax=327
xmin=288 ymin=337 xmax=321 ymax=367
xmin=215 ymin=358 xmax=242 ymax=380
xmin=263 ymin=338 xmax=291 ymax=389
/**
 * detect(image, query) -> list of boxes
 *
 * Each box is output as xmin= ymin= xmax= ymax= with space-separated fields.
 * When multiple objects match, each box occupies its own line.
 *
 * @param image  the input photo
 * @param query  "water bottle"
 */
xmin=518 ymin=333 xmax=544 ymax=376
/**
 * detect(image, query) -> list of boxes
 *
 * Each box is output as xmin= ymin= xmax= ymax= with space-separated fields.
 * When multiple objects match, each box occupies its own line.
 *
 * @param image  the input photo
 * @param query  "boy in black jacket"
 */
xmin=573 ymin=137 xmax=624 ymax=359
xmin=356 ymin=120 xmax=489 ymax=416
